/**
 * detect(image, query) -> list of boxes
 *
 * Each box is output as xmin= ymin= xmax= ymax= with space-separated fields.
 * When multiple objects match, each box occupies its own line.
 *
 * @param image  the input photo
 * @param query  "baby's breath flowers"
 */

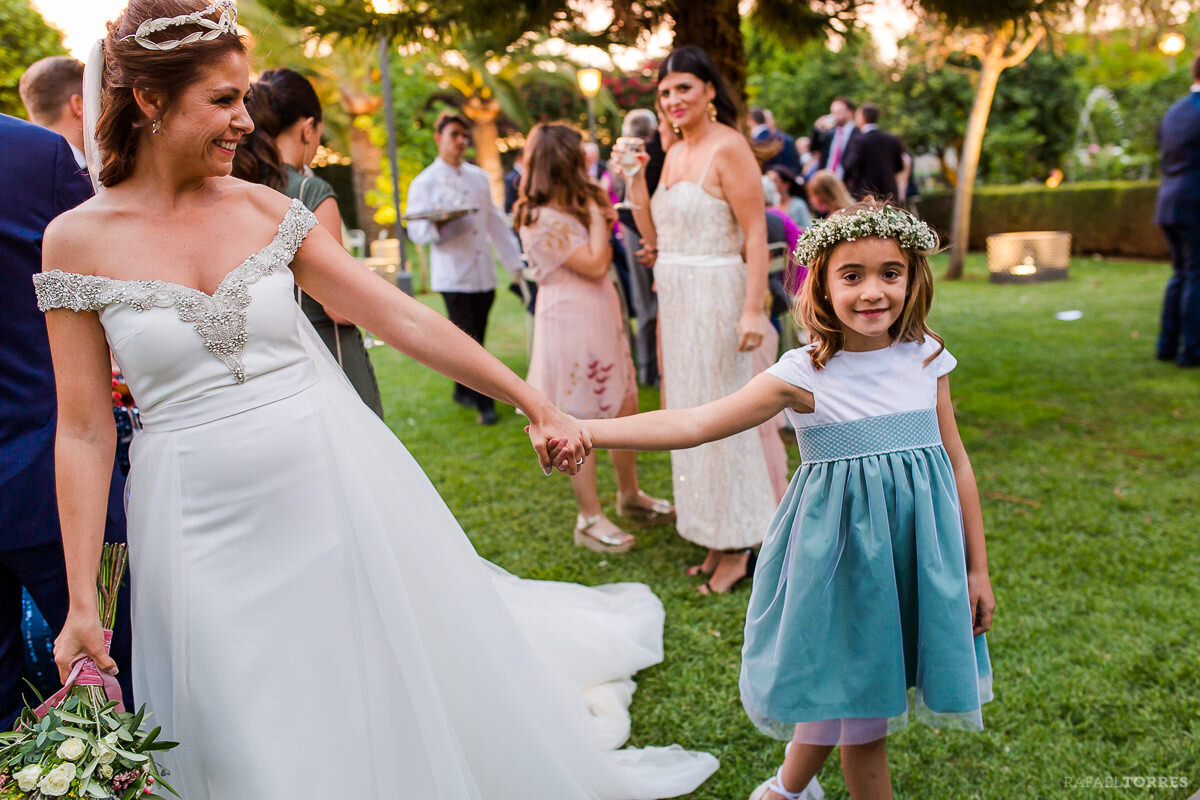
xmin=793 ymin=205 xmax=939 ymax=267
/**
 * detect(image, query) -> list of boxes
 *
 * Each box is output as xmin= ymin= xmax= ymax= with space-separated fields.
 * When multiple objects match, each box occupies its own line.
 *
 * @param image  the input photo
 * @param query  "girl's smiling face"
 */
xmin=825 ymin=237 xmax=909 ymax=351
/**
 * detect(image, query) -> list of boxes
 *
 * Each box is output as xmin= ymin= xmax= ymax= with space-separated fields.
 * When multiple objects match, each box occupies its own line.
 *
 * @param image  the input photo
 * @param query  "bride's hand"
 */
xmin=526 ymin=407 xmax=593 ymax=475
xmin=736 ymin=308 xmax=771 ymax=352
xmin=53 ymin=609 xmax=117 ymax=683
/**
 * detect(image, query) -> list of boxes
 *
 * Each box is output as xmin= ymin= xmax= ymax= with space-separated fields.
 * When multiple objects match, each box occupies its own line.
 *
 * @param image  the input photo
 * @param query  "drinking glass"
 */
xmin=614 ymin=137 xmax=646 ymax=210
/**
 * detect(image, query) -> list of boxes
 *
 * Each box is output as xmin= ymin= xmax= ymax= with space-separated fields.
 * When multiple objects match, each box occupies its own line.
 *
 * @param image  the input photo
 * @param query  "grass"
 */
xmin=366 ymin=254 xmax=1199 ymax=799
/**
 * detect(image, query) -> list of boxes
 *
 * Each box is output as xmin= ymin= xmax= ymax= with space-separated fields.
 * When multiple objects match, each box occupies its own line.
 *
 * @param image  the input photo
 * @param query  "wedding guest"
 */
xmin=503 ymin=147 xmax=524 ymax=214
xmin=614 ymin=108 xmax=667 ymax=386
xmin=806 ymin=169 xmax=854 ymax=218
xmin=515 ymin=123 xmax=674 ymax=552
xmin=622 ymin=45 xmax=789 ymax=595
xmin=18 ymin=56 xmax=87 ymax=170
xmin=233 ymin=67 xmax=384 ymax=417
xmin=843 ymin=102 xmax=905 ymax=201
xmin=765 ymin=164 xmax=813 ymax=229
xmin=407 ymin=110 xmax=524 ymax=425
xmin=1154 ymin=53 xmax=1200 ymax=368
xmin=0 ymin=113 xmax=132 ymax=725
xmin=820 ymin=97 xmax=859 ymax=180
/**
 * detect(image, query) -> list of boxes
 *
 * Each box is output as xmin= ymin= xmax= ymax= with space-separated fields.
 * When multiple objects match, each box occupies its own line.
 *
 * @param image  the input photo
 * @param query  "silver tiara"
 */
xmin=120 ymin=0 xmax=238 ymax=51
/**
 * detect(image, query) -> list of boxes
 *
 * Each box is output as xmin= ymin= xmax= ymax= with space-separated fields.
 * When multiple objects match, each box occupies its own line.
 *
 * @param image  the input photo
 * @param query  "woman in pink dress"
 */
xmin=515 ymin=124 xmax=673 ymax=552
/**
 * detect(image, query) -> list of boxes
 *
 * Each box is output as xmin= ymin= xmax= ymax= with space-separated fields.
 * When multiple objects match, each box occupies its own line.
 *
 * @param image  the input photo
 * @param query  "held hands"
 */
xmin=53 ymin=609 xmax=118 ymax=684
xmin=525 ymin=406 xmax=593 ymax=476
xmin=968 ymin=569 xmax=995 ymax=635
xmin=736 ymin=308 xmax=771 ymax=352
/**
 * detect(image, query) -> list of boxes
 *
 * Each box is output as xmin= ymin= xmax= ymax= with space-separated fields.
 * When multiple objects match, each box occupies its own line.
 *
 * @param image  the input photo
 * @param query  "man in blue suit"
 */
xmin=1154 ymin=55 xmax=1200 ymax=367
xmin=0 ymin=113 xmax=132 ymax=725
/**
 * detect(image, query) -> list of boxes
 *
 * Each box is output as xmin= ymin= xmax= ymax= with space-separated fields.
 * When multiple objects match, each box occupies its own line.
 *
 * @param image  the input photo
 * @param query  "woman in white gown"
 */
xmin=622 ymin=46 xmax=788 ymax=595
xmin=38 ymin=1 xmax=717 ymax=797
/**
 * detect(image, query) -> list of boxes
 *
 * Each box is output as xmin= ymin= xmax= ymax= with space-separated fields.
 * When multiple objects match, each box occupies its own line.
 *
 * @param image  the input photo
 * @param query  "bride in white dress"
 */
xmin=38 ymin=2 xmax=717 ymax=797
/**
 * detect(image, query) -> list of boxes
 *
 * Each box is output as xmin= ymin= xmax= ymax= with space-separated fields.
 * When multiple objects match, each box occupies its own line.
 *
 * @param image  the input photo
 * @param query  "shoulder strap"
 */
xmin=696 ymin=148 xmax=718 ymax=188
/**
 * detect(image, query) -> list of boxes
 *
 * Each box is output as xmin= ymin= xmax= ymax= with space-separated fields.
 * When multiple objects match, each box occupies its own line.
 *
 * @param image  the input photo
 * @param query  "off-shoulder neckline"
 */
xmin=40 ymin=198 xmax=309 ymax=300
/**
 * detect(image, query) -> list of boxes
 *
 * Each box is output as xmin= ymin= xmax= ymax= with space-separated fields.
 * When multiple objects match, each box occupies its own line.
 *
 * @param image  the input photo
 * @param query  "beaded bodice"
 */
xmin=34 ymin=199 xmax=317 ymax=384
xmin=650 ymin=181 xmax=743 ymax=258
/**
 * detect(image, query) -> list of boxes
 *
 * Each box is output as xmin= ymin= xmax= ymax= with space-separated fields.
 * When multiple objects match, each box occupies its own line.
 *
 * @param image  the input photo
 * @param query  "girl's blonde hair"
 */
xmin=806 ymin=169 xmax=854 ymax=213
xmin=796 ymin=199 xmax=944 ymax=370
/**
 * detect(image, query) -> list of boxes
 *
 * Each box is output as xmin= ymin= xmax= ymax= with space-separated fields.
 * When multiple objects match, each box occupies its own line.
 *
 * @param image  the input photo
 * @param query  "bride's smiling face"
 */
xmin=151 ymin=49 xmax=253 ymax=178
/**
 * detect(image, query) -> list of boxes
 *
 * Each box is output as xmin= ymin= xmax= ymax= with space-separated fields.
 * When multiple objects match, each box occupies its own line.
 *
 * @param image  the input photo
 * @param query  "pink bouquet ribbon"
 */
xmin=32 ymin=629 xmax=124 ymax=719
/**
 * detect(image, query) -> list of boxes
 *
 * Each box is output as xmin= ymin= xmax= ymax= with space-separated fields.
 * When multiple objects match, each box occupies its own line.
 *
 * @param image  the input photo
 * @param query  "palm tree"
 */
xmin=418 ymin=36 xmax=604 ymax=203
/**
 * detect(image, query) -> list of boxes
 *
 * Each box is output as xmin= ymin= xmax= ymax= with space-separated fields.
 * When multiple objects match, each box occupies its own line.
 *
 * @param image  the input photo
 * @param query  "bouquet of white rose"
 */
xmin=0 ymin=545 xmax=179 ymax=799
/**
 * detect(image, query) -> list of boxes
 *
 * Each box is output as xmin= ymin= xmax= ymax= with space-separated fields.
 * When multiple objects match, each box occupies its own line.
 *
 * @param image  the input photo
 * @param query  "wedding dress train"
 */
xmin=33 ymin=200 xmax=717 ymax=799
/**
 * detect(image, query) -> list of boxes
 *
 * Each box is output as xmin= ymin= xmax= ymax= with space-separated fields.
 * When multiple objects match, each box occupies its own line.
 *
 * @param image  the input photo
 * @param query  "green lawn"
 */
xmin=367 ymin=254 xmax=1199 ymax=799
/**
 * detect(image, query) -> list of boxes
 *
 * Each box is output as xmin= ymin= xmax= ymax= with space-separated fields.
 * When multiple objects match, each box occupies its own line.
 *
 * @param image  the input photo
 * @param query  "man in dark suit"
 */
xmin=842 ymin=103 xmax=905 ymax=201
xmin=1154 ymin=55 xmax=1200 ymax=367
xmin=0 ymin=113 xmax=132 ymax=725
xmin=503 ymin=147 xmax=523 ymax=214
xmin=819 ymin=97 xmax=859 ymax=181
xmin=750 ymin=107 xmax=799 ymax=173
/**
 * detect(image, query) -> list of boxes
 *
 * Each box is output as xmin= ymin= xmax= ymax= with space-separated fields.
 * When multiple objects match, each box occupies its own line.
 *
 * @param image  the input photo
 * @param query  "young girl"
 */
xmin=514 ymin=123 xmax=674 ymax=552
xmin=583 ymin=200 xmax=995 ymax=799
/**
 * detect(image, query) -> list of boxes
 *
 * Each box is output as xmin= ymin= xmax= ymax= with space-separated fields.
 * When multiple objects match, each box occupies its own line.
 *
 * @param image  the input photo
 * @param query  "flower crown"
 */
xmin=120 ymin=0 xmax=238 ymax=51
xmin=793 ymin=205 xmax=939 ymax=267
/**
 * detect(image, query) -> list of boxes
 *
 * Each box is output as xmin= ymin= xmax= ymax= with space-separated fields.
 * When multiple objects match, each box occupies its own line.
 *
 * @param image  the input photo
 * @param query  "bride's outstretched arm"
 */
xmin=292 ymin=224 xmax=591 ymax=474
xmin=42 ymin=306 xmax=120 ymax=681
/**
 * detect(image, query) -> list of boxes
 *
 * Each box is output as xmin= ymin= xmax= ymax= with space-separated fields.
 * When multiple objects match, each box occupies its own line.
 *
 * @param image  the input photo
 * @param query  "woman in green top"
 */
xmin=233 ymin=68 xmax=384 ymax=418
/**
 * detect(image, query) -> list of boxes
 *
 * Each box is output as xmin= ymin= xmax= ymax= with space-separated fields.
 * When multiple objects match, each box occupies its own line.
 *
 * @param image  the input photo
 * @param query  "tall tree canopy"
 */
xmin=0 ymin=0 xmax=69 ymax=119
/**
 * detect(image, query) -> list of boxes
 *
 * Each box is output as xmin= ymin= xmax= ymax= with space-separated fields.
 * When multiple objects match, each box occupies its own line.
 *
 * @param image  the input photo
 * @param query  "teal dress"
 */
xmin=741 ymin=340 xmax=992 ymax=745
xmin=283 ymin=166 xmax=385 ymax=419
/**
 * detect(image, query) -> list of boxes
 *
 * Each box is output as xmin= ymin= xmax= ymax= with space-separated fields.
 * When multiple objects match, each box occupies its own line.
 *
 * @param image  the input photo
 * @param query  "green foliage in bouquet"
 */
xmin=0 ymin=545 xmax=179 ymax=800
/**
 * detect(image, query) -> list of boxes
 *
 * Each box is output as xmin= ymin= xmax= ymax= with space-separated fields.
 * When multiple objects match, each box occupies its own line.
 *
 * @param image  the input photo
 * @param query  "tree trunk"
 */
xmin=666 ymin=0 xmax=747 ymax=113
xmin=347 ymin=118 xmax=385 ymax=243
xmin=946 ymin=55 xmax=1002 ymax=279
xmin=464 ymin=95 xmax=505 ymax=207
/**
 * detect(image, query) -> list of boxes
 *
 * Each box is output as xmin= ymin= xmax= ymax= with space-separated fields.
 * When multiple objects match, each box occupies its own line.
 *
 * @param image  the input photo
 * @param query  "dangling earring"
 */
xmin=707 ymin=101 xmax=718 ymax=122
xmin=151 ymin=119 xmax=162 ymax=135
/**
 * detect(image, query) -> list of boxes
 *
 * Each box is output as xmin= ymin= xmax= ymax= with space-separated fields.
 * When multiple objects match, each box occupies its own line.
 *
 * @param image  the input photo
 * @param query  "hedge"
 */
xmin=918 ymin=180 xmax=1168 ymax=259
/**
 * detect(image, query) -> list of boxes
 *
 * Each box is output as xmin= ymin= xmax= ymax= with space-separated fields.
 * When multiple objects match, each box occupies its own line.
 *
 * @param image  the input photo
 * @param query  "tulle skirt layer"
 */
xmin=124 ymin=325 xmax=717 ymax=798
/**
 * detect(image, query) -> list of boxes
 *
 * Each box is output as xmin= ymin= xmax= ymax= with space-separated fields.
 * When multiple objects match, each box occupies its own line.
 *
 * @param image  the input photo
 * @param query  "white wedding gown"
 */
xmin=33 ymin=200 xmax=718 ymax=799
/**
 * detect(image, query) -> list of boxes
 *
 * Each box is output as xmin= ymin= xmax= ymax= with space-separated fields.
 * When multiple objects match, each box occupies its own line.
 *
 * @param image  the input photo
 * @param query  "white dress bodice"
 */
xmin=650 ymin=181 xmax=744 ymax=258
xmin=34 ymin=200 xmax=317 ymax=428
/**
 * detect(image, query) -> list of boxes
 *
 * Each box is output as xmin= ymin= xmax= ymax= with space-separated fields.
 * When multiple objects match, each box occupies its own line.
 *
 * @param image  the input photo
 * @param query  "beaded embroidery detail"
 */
xmin=33 ymin=199 xmax=317 ymax=384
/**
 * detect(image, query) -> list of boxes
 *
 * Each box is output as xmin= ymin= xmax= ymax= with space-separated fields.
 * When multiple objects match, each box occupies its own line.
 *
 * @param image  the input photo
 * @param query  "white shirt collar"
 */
xmin=69 ymin=142 xmax=87 ymax=170
xmin=860 ymin=124 xmax=879 ymax=133
xmin=1191 ymin=83 xmax=1200 ymax=93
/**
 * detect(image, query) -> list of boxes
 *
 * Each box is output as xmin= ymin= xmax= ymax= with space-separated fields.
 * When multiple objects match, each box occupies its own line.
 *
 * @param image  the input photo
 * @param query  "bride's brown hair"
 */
xmin=512 ymin=123 xmax=609 ymax=231
xmin=94 ymin=0 xmax=246 ymax=187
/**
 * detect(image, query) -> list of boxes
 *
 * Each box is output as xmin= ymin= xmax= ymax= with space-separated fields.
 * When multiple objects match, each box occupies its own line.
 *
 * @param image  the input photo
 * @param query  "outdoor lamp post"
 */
xmin=373 ymin=0 xmax=407 ymax=277
xmin=577 ymin=68 xmax=602 ymax=142
xmin=1159 ymin=32 xmax=1186 ymax=69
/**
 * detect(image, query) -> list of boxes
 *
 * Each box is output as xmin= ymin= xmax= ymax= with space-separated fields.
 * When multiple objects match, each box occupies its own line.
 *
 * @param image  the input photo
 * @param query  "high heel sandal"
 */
xmin=698 ymin=547 xmax=757 ymax=595
xmin=748 ymin=743 xmax=824 ymax=800
xmin=616 ymin=490 xmax=676 ymax=523
xmin=573 ymin=513 xmax=635 ymax=554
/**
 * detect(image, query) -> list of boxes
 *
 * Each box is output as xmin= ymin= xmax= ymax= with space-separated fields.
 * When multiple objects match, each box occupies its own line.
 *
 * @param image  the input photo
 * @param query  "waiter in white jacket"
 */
xmin=407 ymin=111 xmax=524 ymax=425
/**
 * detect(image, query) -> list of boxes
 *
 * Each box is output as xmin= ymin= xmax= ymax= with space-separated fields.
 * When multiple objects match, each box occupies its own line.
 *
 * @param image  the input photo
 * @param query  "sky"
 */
xmin=33 ymin=0 xmax=916 ymax=64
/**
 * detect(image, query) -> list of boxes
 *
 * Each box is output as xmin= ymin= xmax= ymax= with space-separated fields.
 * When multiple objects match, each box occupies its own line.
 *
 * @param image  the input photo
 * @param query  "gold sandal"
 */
xmin=616 ymin=490 xmax=676 ymax=523
xmin=573 ymin=513 xmax=635 ymax=554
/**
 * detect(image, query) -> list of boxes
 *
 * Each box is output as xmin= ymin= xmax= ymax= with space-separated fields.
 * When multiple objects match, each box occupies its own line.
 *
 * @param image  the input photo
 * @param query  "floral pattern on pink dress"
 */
xmin=520 ymin=207 xmax=636 ymax=420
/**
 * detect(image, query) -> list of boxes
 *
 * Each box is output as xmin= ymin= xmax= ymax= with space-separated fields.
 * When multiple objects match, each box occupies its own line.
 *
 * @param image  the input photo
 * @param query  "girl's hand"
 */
xmin=968 ymin=569 xmax=995 ymax=635
xmin=736 ymin=308 xmax=770 ymax=352
xmin=525 ymin=407 xmax=593 ymax=475
xmin=53 ymin=610 xmax=116 ymax=683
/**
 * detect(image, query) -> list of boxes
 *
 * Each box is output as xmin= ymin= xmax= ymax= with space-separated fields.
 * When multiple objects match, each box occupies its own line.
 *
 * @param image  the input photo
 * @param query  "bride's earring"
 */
xmin=707 ymin=101 xmax=717 ymax=122
xmin=152 ymin=119 xmax=162 ymax=135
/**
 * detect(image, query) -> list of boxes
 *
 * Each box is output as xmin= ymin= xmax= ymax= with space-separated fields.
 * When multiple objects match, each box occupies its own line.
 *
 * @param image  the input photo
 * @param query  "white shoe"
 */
xmin=748 ymin=744 xmax=824 ymax=800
